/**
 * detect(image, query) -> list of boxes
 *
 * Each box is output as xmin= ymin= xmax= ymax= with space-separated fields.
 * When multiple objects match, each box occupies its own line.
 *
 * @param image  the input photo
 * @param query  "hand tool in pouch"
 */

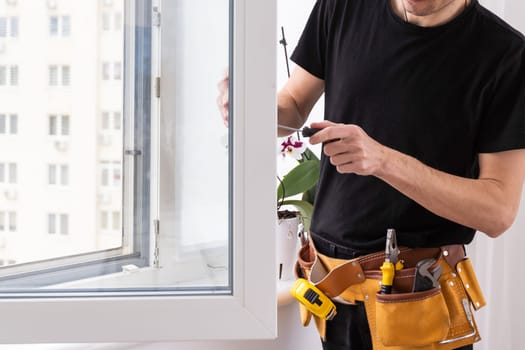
xmin=380 ymin=228 xmax=404 ymax=294
xmin=412 ymin=258 xmax=442 ymax=292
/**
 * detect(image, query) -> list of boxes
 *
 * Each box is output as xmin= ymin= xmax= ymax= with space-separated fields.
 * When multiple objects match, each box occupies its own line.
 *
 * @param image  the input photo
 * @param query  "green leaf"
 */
xmin=277 ymin=159 xmax=320 ymax=201
xmin=281 ymin=200 xmax=314 ymax=232
xmin=301 ymin=147 xmax=319 ymax=163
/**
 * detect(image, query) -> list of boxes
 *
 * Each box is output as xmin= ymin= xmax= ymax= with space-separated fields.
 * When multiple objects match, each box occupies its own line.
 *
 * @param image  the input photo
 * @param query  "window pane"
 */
xmin=0 ymin=0 xmax=234 ymax=300
xmin=49 ymin=115 xmax=57 ymax=135
xmin=60 ymin=214 xmax=68 ymax=235
xmin=49 ymin=16 xmax=58 ymax=36
xmin=8 ymin=212 xmax=16 ymax=232
xmin=112 ymin=211 xmax=120 ymax=230
xmin=114 ymin=62 xmax=121 ymax=80
xmin=61 ymin=115 xmax=70 ymax=135
xmin=48 ymin=164 xmax=56 ymax=185
xmin=0 ymin=114 xmax=5 ymax=134
xmin=9 ymin=66 xmax=17 ymax=85
xmin=0 ymin=163 xmax=4 ymax=183
xmin=114 ymin=13 xmax=122 ymax=31
xmin=10 ymin=17 xmax=18 ymax=37
xmin=0 ymin=66 xmax=5 ymax=85
xmin=62 ymin=65 xmax=70 ymax=86
xmin=102 ymin=111 xmax=110 ymax=129
xmin=113 ymin=111 xmax=121 ymax=130
xmin=60 ymin=165 xmax=68 ymax=185
xmin=102 ymin=13 xmax=110 ymax=31
xmin=0 ymin=17 xmax=6 ymax=37
xmin=9 ymin=114 xmax=17 ymax=134
xmin=8 ymin=163 xmax=16 ymax=183
xmin=49 ymin=66 xmax=58 ymax=86
xmin=48 ymin=214 xmax=56 ymax=234
xmin=100 ymin=211 xmax=108 ymax=230
xmin=62 ymin=16 xmax=70 ymax=36
xmin=0 ymin=212 xmax=4 ymax=231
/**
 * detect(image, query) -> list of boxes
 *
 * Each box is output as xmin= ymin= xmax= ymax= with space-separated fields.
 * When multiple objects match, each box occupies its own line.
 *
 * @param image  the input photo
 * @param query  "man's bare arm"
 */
xmin=278 ymin=66 xmax=324 ymax=137
xmin=310 ymin=121 xmax=525 ymax=238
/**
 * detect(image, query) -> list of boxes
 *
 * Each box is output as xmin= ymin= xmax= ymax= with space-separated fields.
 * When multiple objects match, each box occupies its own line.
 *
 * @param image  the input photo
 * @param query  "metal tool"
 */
xmin=412 ymin=258 xmax=442 ymax=292
xmin=380 ymin=228 xmax=404 ymax=294
xmin=278 ymin=124 xmax=322 ymax=137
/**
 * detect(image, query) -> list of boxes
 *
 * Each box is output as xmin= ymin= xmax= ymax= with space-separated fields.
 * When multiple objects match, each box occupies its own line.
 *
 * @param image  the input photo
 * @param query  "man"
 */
xmin=218 ymin=0 xmax=525 ymax=349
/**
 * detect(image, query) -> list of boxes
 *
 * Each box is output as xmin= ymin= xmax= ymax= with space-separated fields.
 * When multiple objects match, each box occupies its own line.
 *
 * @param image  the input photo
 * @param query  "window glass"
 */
xmin=10 ymin=17 xmax=18 ymax=37
xmin=49 ymin=16 xmax=58 ymax=36
xmin=0 ymin=0 xmax=233 ymax=299
xmin=49 ymin=115 xmax=57 ymax=135
xmin=0 ymin=114 xmax=5 ymax=134
xmin=9 ymin=66 xmax=17 ymax=85
xmin=0 ymin=17 xmax=6 ymax=37
xmin=62 ymin=16 xmax=70 ymax=36
xmin=9 ymin=114 xmax=17 ymax=134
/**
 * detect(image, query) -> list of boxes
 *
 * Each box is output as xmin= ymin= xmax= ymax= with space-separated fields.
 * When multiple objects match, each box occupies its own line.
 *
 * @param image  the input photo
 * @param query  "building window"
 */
xmin=0 ymin=17 xmax=5 ymax=37
xmin=48 ymin=164 xmax=69 ymax=186
xmin=61 ymin=65 xmax=70 ymax=85
xmin=48 ymin=213 xmax=69 ymax=235
xmin=102 ymin=111 xmax=121 ymax=131
xmin=50 ymin=16 xmax=70 ymax=37
xmin=102 ymin=12 xmax=122 ymax=32
xmin=102 ymin=62 xmax=122 ymax=81
xmin=100 ymin=210 xmax=121 ymax=232
xmin=62 ymin=16 xmax=71 ymax=36
xmin=0 ymin=17 xmax=15 ymax=37
xmin=0 ymin=114 xmax=17 ymax=135
xmin=49 ymin=16 xmax=58 ymax=36
xmin=49 ymin=114 xmax=70 ymax=136
xmin=9 ymin=66 xmax=18 ymax=85
xmin=0 ymin=163 xmax=17 ymax=184
xmin=100 ymin=161 xmax=121 ymax=187
xmin=48 ymin=66 xmax=70 ymax=86
xmin=0 ymin=65 xmax=18 ymax=86
xmin=8 ymin=211 xmax=16 ymax=232
xmin=0 ymin=211 xmax=17 ymax=232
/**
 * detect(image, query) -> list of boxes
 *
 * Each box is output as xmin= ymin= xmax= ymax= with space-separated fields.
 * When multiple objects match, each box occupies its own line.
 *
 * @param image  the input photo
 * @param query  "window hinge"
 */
xmin=152 ymin=6 xmax=161 ymax=27
xmin=155 ymin=76 xmax=161 ymax=98
xmin=153 ymin=219 xmax=160 ymax=268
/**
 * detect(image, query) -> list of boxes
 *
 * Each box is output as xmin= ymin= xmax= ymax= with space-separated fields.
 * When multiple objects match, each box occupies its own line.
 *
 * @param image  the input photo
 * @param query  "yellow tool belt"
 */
xmin=294 ymin=240 xmax=486 ymax=350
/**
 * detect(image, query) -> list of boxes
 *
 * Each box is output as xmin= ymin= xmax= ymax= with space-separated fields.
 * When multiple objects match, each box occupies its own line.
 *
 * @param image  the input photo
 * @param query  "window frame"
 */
xmin=0 ymin=0 xmax=277 ymax=343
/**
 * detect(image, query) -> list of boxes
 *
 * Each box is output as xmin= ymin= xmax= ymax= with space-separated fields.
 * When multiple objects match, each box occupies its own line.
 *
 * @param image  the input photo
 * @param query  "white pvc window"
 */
xmin=0 ymin=0 xmax=276 ymax=343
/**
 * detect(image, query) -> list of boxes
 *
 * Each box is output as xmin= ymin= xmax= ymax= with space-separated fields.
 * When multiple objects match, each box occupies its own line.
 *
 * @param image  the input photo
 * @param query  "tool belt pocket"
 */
xmin=375 ymin=286 xmax=450 ymax=347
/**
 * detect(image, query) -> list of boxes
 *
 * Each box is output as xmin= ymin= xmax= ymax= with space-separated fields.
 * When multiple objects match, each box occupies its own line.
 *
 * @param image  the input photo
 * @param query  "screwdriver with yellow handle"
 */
xmin=380 ymin=228 xmax=404 ymax=294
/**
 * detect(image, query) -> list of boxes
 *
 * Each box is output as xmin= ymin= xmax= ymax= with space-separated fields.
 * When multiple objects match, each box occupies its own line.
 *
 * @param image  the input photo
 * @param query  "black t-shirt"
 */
xmin=291 ymin=0 xmax=525 ymax=251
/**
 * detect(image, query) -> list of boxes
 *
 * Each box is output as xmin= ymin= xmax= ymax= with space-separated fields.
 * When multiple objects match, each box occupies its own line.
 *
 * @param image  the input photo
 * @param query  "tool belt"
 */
xmin=294 ymin=239 xmax=486 ymax=350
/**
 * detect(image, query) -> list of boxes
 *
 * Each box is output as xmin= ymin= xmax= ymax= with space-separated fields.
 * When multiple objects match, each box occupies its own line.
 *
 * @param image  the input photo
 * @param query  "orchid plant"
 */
xmin=277 ymin=135 xmax=320 ymax=230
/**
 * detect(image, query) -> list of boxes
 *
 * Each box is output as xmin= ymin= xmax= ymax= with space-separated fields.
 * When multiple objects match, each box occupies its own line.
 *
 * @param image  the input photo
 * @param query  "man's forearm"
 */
xmin=375 ymin=147 xmax=525 ymax=238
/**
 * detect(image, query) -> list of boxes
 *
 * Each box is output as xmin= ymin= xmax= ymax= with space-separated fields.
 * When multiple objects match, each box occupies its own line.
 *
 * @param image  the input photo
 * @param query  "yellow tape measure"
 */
xmin=290 ymin=278 xmax=337 ymax=320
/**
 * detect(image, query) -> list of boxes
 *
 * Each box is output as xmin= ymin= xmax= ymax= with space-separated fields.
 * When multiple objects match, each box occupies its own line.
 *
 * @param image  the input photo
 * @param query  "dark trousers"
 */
xmin=321 ymin=301 xmax=473 ymax=350
xmin=311 ymin=234 xmax=473 ymax=350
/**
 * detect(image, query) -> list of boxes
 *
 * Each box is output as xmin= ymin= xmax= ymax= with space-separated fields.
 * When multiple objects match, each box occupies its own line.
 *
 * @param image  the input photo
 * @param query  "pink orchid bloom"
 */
xmin=280 ymin=136 xmax=306 ymax=160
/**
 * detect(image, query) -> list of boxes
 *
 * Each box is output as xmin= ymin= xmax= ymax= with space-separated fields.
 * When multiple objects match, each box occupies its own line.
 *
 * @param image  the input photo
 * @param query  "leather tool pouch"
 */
xmin=293 ymin=241 xmax=486 ymax=349
xmin=375 ymin=287 xmax=450 ymax=347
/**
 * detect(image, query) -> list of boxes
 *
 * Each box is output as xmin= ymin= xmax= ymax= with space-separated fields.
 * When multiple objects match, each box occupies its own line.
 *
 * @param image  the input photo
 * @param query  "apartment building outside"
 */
xmin=0 ymin=0 xmax=124 ymax=267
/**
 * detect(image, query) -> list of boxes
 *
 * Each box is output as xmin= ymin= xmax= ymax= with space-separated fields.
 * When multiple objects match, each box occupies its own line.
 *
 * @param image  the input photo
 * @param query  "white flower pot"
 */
xmin=276 ymin=214 xmax=300 ymax=280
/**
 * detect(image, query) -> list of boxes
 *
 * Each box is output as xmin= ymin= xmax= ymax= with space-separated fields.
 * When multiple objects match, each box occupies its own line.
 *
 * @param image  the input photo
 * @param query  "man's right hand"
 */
xmin=216 ymin=68 xmax=229 ymax=127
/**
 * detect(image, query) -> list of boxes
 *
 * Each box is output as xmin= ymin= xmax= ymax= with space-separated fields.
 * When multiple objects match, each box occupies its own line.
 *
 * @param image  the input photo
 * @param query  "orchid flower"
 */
xmin=280 ymin=136 xmax=306 ymax=160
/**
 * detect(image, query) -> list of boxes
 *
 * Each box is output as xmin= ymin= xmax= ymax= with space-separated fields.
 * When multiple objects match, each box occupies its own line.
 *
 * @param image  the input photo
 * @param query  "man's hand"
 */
xmin=309 ymin=121 xmax=387 ymax=176
xmin=216 ymin=67 xmax=229 ymax=127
